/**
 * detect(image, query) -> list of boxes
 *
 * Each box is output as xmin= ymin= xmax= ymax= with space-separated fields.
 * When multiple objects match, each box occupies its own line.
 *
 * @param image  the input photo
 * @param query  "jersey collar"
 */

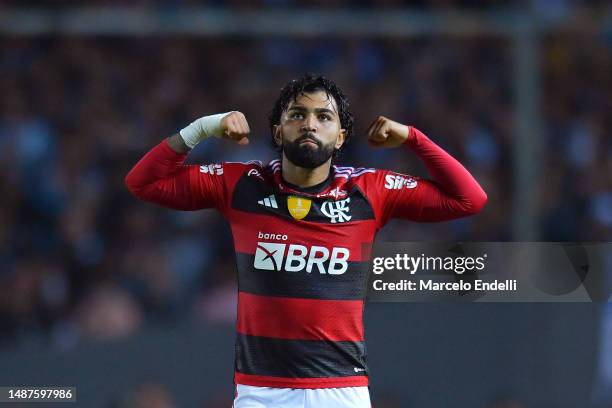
xmin=271 ymin=163 xmax=347 ymax=200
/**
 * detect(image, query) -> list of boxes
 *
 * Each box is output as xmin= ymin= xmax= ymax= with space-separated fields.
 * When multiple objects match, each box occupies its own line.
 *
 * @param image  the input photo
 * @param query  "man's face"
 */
xmin=275 ymin=90 xmax=346 ymax=169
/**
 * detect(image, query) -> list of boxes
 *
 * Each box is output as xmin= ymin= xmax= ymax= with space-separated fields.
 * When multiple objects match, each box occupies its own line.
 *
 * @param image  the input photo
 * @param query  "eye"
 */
xmin=289 ymin=112 xmax=304 ymax=119
xmin=319 ymin=114 xmax=332 ymax=121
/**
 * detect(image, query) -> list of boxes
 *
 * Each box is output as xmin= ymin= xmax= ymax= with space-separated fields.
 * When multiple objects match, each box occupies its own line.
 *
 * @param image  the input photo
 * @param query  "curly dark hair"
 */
xmin=268 ymin=74 xmax=354 ymax=158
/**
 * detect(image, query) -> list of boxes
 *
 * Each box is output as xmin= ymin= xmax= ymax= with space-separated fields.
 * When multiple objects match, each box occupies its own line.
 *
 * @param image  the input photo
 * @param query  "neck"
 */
xmin=281 ymin=155 xmax=332 ymax=188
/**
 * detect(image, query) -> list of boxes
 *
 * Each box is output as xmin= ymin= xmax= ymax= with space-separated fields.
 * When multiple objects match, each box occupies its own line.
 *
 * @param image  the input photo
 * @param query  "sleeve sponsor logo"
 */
xmin=200 ymin=164 xmax=224 ymax=175
xmin=384 ymin=174 xmax=418 ymax=190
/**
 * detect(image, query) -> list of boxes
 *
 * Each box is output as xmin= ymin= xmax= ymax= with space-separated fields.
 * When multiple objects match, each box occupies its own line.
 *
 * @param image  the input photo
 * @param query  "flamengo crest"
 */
xmin=321 ymin=197 xmax=352 ymax=223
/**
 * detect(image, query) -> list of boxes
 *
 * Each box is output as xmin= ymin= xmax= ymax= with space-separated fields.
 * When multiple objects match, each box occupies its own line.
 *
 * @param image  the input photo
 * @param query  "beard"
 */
xmin=283 ymin=133 xmax=336 ymax=169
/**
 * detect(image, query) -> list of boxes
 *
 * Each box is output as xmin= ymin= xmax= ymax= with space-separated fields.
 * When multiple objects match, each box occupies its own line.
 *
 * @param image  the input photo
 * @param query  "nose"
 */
xmin=300 ymin=113 xmax=317 ymax=133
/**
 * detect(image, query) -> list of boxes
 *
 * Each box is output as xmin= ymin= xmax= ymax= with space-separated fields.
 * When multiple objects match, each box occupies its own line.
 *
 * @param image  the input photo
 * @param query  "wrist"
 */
xmin=167 ymin=133 xmax=191 ymax=153
xmin=179 ymin=112 xmax=233 ymax=148
xmin=402 ymin=125 xmax=416 ymax=147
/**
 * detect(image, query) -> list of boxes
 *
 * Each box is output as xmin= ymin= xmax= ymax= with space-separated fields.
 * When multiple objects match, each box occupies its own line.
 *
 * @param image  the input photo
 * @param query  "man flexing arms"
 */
xmin=126 ymin=74 xmax=487 ymax=407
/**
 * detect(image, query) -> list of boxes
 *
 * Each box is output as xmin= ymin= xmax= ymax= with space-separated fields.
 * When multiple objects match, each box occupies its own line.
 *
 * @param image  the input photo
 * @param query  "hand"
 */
xmin=366 ymin=116 xmax=411 ymax=148
xmin=220 ymin=111 xmax=250 ymax=145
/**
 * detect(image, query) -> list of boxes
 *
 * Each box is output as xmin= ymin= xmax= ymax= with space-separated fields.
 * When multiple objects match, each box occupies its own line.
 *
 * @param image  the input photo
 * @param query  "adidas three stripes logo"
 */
xmin=258 ymin=195 xmax=278 ymax=209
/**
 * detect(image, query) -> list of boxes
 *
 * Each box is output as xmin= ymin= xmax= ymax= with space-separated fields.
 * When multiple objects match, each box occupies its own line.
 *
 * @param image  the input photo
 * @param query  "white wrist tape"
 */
xmin=179 ymin=112 xmax=233 ymax=149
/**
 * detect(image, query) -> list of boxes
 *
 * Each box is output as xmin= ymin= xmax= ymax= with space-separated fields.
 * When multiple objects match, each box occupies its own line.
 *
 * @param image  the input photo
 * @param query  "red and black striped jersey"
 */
xmin=125 ymin=126 xmax=487 ymax=389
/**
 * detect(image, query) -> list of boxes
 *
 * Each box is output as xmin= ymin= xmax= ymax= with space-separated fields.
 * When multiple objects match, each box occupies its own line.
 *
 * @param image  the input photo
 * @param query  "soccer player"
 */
xmin=125 ymin=74 xmax=487 ymax=407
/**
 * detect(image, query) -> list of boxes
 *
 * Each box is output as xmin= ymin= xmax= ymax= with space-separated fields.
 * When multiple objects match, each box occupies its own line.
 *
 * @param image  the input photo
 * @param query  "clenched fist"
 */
xmin=366 ymin=116 xmax=412 ymax=148
xmin=220 ymin=111 xmax=250 ymax=145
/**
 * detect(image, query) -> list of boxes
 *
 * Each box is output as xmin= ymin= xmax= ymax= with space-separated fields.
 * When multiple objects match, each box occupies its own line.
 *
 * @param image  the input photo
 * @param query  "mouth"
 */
xmin=298 ymin=134 xmax=321 ymax=148
xmin=299 ymin=138 xmax=319 ymax=147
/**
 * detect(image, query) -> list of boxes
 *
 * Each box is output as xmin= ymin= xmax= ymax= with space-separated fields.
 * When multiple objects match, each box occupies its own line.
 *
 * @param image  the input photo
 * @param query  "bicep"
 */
xmin=386 ymin=178 xmax=473 ymax=222
xmin=374 ymin=172 xmax=479 ymax=225
xmin=132 ymin=164 xmax=226 ymax=211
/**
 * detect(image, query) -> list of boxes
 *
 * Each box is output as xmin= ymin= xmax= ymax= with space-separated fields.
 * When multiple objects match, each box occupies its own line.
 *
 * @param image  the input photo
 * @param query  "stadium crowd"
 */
xmin=0 ymin=16 xmax=610 ymax=407
xmin=0 ymin=1 xmax=542 ymax=10
xmin=2 ymin=0 xmax=612 ymax=11
xmin=0 ymin=35 xmax=517 ymax=346
xmin=1 ymin=32 xmax=610 ymax=344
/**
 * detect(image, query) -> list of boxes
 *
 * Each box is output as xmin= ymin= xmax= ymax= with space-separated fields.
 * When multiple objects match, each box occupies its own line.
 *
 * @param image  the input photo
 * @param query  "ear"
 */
xmin=273 ymin=125 xmax=282 ymax=146
xmin=335 ymin=129 xmax=346 ymax=150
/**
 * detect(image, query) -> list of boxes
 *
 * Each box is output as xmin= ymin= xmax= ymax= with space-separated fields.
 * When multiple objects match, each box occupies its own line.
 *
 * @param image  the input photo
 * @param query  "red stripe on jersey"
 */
xmin=237 ymin=292 xmax=364 ymax=341
xmin=234 ymin=372 xmax=368 ymax=389
xmin=230 ymin=212 xmax=376 ymax=261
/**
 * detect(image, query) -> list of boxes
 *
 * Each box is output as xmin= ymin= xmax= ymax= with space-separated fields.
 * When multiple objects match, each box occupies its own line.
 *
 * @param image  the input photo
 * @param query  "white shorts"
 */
xmin=233 ymin=384 xmax=371 ymax=408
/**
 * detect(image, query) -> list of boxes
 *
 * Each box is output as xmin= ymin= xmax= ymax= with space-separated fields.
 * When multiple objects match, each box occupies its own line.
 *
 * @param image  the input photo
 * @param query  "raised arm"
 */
xmin=366 ymin=116 xmax=488 ymax=225
xmin=125 ymin=111 xmax=250 ymax=211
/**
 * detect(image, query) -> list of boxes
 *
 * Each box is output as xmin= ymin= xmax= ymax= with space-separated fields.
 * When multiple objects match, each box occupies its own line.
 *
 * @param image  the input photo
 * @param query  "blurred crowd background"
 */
xmin=0 ymin=1 xmax=611 ymax=407
xmin=2 ymin=0 xmax=612 ymax=10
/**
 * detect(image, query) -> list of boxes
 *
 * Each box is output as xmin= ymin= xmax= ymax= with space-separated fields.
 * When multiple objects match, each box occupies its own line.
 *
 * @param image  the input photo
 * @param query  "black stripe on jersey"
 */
xmin=230 ymin=174 xmax=375 ymax=223
xmin=235 ymin=334 xmax=368 ymax=378
xmin=236 ymin=253 xmax=369 ymax=300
